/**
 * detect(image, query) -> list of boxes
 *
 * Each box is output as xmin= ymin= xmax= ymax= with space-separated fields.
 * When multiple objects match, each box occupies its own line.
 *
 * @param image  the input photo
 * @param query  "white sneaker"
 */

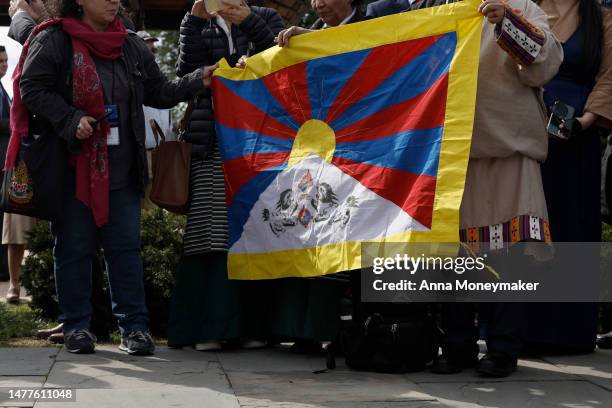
xmin=194 ymin=340 xmax=222 ymax=351
xmin=241 ymin=339 xmax=267 ymax=349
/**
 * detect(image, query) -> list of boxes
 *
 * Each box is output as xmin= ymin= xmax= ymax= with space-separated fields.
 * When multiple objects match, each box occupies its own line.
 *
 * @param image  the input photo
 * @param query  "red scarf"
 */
xmin=6 ymin=17 xmax=127 ymax=226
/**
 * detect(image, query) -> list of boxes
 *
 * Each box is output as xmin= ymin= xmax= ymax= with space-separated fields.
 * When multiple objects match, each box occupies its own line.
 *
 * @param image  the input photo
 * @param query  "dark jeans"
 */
xmin=52 ymin=187 xmax=148 ymax=334
xmin=441 ymin=302 xmax=525 ymax=359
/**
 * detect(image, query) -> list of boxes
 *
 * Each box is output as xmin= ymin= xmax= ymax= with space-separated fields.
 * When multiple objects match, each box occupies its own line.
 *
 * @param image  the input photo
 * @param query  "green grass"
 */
xmin=604 ymin=223 xmax=612 ymax=242
xmin=0 ymin=302 xmax=58 ymax=346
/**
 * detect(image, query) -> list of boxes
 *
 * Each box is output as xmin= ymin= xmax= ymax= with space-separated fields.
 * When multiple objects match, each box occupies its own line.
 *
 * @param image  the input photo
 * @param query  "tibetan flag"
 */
xmin=212 ymin=0 xmax=482 ymax=279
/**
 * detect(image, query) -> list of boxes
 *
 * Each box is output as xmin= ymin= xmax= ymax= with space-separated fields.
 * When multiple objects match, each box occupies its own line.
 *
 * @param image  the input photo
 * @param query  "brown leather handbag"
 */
xmin=149 ymin=108 xmax=193 ymax=214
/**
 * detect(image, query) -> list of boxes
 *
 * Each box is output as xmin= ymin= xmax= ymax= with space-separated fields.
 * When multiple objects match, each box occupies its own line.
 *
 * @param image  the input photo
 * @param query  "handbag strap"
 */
xmin=149 ymin=119 xmax=166 ymax=147
xmin=177 ymin=99 xmax=196 ymax=141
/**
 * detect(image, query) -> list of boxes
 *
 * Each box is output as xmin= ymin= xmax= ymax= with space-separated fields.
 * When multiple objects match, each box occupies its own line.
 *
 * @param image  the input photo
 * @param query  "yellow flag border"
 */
xmin=214 ymin=0 xmax=483 ymax=279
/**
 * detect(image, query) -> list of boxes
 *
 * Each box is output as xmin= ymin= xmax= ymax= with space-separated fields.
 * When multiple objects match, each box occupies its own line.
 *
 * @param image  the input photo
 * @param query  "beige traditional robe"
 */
xmin=459 ymin=0 xmax=563 ymax=248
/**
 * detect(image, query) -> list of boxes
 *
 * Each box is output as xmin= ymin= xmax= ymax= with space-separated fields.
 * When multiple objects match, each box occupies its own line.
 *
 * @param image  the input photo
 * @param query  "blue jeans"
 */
xmin=52 ymin=187 xmax=148 ymax=334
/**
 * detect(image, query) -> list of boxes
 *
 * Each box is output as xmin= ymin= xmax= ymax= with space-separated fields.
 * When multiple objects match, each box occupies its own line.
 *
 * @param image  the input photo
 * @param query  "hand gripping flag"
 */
xmin=212 ymin=0 xmax=483 ymax=279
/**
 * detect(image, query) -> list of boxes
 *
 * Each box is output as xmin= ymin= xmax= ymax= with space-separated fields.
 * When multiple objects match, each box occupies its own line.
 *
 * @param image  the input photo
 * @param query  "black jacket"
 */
xmin=366 ymin=0 xmax=452 ymax=18
xmin=366 ymin=0 xmax=412 ymax=18
xmin=0 ymin=84 xmax=10 ymax=170
xmin=176 ymin=8 xmax=284 ymax=157
xmin=310 ymin=7 xmax=367 ymax=29
xmin=19 ymin=25 xmax=204 ymax=192
xmin=7 ymin=11 xmax=37 ymax=45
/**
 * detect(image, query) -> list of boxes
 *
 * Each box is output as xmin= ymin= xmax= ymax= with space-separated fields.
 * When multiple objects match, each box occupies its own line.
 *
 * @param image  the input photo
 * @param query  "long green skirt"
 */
xmin=270 ymin=278 xmax=346 ymax=342
xmin=167 ymin=252 xmax=272 ymax=346
xmin=168 ymin=252 xmax=347 ymax=346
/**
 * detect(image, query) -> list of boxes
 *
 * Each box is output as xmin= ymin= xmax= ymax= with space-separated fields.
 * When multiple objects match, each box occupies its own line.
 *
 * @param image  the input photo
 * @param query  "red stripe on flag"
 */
xmin=332 ymin=156 xmax=436 ymax=229
xmin=223 ymin=152 xmax=290 ymax=206
xmin=212 ymin=78 xmax=297 ymax=140
xmin=262 ymin=63 xmax=312 ymax=126
xmin=325 ymin=34 xmax=443 ymax=124
xmin=335 ymin=74 xmax=448 ymax=142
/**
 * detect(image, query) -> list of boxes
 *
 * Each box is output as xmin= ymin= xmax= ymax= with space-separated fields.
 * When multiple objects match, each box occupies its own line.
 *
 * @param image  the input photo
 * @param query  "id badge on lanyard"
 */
xmin=105 ymin=104 xmax=120 ymax=146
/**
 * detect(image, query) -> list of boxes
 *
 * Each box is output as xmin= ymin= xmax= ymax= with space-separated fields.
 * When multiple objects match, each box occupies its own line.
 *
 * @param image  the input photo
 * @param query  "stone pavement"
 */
xmin=0 ymin=344 xmax=611 ymax=408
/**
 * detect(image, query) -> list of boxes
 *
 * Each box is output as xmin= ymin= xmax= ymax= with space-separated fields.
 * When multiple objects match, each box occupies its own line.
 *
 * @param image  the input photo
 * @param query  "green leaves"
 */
xmin=20 ymin=208 xmax=186 ymax=337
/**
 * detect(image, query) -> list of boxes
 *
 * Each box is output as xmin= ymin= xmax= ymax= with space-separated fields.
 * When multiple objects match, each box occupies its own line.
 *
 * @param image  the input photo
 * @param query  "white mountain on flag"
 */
xmin=230 ymin=154 xmax=429 ymax=254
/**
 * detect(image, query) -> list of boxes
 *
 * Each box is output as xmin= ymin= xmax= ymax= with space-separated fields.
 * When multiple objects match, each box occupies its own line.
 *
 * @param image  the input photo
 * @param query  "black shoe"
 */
xmin=119 ymin=331 xmax=155 ymax=356
xmin=597 ymin=334 xmax=612 ymax=349
xmin=290 ymin=340 xmax=323 ymax=355
xmin=476 ymin=352 xmax=517 ymax=378
xmin=430 ymin=354 xmax=478 ymax=374
xmin=64 ymin=329 xmax=97 ymax=354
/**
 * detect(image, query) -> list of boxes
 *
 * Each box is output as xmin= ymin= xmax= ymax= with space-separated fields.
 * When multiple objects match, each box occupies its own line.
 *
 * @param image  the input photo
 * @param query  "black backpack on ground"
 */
xmin=325 ymin=274 xmax=440 ymax=373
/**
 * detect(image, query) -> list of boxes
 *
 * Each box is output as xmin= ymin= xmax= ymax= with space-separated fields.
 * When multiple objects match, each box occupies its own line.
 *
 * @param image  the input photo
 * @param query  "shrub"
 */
xmin=21 ymin=208 xmax=185 ymax=337
xmin=141 ymin=208 xmax=185 ymax=336
xmin=604 ymin=223 xmax=612 ymax=242
xmin=21 ymin=222 xmax=58 ymax=321
xmin=0 ymin=302 xmax=49 ymax=342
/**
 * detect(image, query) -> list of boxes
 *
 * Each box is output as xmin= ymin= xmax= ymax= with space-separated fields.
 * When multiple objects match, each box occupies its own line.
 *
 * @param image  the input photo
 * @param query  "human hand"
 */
xmin=478 ymin=0 xmax=506 ymax=25
xmin=202 ymin=63 xmax=219 ymax=88
xmin=217 ymin=0 xmax=251 ymax=25
xmin=559 ymin=112 xmax=597 ymax=137
xmin=275 ymin=26 xmax=312 ymax=48
xmin=76 ymin=116 xmax=96 ymax=140
xmin=9 ymin=0 xmax=42 ymax=21
xmin=191 ymin=0 xmax=213 ymax=19
xmin=236 ymin=55 xmax=248 ymax=68
xmin=576 ymin=112 xmax=597 ymax=131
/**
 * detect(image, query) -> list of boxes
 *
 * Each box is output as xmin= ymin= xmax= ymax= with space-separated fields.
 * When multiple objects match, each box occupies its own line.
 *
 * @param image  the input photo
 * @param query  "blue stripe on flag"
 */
xmin=216 ymin=77 xmax=301 ymax=131
xmin=330 ymin=33 xmax=457 ymax=131
xmin=216 ymin=124 xmax=294 ymax=161
xmin=334 ymin=127 xmax=443 ymax=177
xmin=228 ymin=164 xmax=287 ymax=247
xmin=306 ymin=48 xmax=372 ymax=121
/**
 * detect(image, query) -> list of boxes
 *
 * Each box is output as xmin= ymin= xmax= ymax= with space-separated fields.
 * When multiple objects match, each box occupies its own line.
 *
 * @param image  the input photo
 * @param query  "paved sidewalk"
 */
xmin=0 ymin=344 xmax=611 ymax=408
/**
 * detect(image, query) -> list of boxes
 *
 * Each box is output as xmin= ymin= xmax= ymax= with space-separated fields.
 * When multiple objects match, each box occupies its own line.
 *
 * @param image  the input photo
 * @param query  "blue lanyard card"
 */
xmin=105 ymin=104 xmax=120 ymax=145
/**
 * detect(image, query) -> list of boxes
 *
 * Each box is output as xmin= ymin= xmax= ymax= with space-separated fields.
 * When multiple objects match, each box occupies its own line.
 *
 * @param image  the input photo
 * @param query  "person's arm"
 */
xmin=140 ymin=39 xmax=210 ymax=109
xmin=176 ymin=7 xmax=213 ymax=78
xmin=482 ymin=0 xmax=563 ymax=88
xmin=584 ymin=11 xmax=612 ymax=129
xmin=8 ymin=8 xmax=37 ymax=45
xmin=20 ymin=29 xmax=86 ymax=151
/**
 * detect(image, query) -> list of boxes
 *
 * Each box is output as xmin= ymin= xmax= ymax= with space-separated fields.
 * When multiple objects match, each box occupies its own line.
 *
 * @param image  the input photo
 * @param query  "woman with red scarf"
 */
xmin=9 ymin=0 xmax=216 ymax=355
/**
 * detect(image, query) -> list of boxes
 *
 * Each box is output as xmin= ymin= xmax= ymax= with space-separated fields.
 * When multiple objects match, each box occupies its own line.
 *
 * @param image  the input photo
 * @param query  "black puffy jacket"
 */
xmin=176 ymin=9 xmax=284 ymax=157
xmin=20 ymin=25 xmax=204 ymax=192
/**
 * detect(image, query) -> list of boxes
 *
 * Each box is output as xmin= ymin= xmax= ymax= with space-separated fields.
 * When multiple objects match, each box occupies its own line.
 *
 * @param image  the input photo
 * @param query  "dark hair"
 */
xmin=579 ymin=0 xmax=604 ymax=81
xmin=46 ymin=0 xmax=82 ymax=17
xmin=0 ymin=46 xmax=5 ymax=53
xmin=47 ymin=0 xmax=126 ymax=19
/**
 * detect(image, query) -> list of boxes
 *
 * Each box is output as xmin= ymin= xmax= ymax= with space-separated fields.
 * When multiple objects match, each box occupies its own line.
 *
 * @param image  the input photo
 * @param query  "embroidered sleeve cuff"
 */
xmin=495 ymin=4 xmax=545 ymax=66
